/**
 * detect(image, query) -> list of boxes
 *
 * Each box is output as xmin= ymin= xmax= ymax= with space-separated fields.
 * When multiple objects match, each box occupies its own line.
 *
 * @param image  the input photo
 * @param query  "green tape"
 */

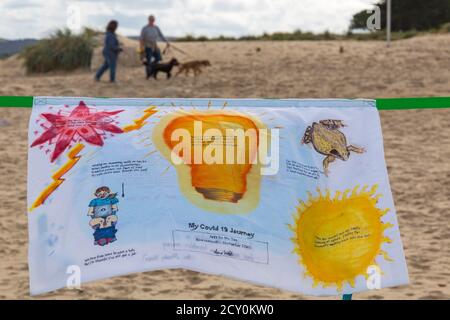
xmin=1 ymin=96 xmax=450 ymax=110
xmin=0 ymin=96 xmax=33 ymax=108
xmin=376 ymin=96 xmax=450 ymax=110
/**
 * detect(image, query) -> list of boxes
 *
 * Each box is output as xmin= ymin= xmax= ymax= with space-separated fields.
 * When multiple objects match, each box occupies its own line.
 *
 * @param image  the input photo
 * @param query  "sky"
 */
xmin=0 ymin=0 xmax=376 ymax=39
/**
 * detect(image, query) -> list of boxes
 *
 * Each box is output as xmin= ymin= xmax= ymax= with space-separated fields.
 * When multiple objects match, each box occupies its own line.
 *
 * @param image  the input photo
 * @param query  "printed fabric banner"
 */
xmin=27 ymin=97 xmax=409 ymax=295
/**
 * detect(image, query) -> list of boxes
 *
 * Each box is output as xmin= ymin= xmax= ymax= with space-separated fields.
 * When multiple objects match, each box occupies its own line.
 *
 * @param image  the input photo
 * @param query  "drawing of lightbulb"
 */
xmin=153 ymin=110 xmax=265 ymax=214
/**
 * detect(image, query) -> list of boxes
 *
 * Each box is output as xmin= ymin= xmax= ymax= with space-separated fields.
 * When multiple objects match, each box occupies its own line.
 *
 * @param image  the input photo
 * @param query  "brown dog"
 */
xmin=176 ymin=60 xmax=211 ymax=77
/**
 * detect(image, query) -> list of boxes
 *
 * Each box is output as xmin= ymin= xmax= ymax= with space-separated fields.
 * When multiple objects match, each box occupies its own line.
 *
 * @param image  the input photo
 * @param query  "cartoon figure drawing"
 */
xmin=88 ymin=186 xmax=119 ymax=246
xmin=301 ymin=119 xmax=365 ymax=176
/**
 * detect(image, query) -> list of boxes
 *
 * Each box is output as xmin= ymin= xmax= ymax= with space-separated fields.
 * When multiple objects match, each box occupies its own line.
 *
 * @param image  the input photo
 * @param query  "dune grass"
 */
xmin=21 ymin=28 xmax=96 ymax=74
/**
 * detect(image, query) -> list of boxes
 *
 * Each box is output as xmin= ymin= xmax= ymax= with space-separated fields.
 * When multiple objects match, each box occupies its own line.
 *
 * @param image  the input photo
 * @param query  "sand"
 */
xmin=0 ymin=35 xmax=449 ymax=300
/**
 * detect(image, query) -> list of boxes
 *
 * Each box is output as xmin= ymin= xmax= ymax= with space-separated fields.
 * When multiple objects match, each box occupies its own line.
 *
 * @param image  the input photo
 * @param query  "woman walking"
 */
xmin=95 ymin=20 xmax=122 ymax=83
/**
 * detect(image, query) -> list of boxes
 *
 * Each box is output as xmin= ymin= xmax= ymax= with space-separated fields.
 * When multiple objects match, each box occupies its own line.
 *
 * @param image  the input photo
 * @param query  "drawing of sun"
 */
xmin=288 ymin=185 xmax=393 ymax=290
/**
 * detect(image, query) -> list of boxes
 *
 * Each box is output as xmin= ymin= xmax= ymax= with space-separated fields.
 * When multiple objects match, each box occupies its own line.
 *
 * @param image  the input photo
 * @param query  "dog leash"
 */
xmin=164 ymin=44 xmax=192 ymax=58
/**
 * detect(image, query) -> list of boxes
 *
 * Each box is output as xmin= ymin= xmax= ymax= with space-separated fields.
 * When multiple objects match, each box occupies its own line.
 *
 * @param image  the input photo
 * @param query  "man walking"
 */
xmin=140 ymin=15 xmax=170 ymax=78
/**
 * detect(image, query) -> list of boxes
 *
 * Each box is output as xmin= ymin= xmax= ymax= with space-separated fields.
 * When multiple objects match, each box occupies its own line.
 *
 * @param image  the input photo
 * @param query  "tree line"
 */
xmin=350 ymin=0 xmax=450 ymax=31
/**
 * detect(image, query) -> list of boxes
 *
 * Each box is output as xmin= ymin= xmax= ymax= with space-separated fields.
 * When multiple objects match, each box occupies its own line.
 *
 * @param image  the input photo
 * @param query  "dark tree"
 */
xmin=350 ymin=0 xmax=450 ymax=31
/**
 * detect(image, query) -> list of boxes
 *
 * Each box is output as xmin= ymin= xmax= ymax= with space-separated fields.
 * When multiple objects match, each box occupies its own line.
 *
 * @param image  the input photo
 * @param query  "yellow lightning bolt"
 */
xmin=122 ymin=106 xmax=158 ymax=132
xmin=30 ymin=143 xmax=85 ymax=211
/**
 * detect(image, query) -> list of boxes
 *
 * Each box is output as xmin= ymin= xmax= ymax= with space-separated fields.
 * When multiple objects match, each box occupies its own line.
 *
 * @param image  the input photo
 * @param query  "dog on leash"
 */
xmin=144 ymin=58 xmax=179 ymax=79
xmin=176 ymin=60 xmax=211 ymax=77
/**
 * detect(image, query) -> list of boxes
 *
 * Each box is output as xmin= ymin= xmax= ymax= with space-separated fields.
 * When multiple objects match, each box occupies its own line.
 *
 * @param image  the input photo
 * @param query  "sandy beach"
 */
xmin=0 ymin=35 xmax=449 ymax=299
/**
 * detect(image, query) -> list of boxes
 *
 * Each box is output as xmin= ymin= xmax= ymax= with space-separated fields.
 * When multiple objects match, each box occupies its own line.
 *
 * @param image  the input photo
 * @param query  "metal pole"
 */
xmin=387 ymin=0 xmax=391 ymax=48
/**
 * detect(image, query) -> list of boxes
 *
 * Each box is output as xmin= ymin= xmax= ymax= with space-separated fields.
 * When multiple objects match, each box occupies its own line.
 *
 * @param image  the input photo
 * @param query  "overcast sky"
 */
xmin=0 ymin=0 xmax=376 ymax=39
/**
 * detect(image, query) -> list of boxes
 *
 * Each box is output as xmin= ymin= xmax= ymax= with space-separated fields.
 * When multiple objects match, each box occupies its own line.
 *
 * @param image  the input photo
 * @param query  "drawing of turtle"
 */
xmin=301 ymin=119 xmax=365 ymax=176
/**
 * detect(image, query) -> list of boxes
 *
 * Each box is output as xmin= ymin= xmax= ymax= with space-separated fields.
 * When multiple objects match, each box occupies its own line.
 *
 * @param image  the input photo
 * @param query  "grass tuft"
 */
xmin=21 ymin=28 xmax=97 ymax=74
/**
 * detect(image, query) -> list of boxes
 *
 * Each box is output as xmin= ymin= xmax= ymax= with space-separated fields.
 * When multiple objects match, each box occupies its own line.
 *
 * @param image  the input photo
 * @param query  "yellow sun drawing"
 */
xmin=288 ymin=185 xmax=393 ymax=290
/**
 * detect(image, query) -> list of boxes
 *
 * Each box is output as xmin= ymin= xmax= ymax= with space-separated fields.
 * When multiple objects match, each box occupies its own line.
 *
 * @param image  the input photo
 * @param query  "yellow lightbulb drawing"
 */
xmin=153 ymin=109 xmax=266 ymax=214
xmin=288 ymin=185 xmax=393 ymax=290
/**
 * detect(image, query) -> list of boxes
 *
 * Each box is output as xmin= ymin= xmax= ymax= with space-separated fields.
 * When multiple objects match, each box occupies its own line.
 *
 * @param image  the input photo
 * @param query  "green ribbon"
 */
xmin=1 ymin=95 xmax=450 ymax=109
xmin=0 ymin=96 xmax=34 ymax=108
xmin=342 ymin=294 xmax=353 ymax=300
xmin=376 ymin=96 xmax=450 ymax=110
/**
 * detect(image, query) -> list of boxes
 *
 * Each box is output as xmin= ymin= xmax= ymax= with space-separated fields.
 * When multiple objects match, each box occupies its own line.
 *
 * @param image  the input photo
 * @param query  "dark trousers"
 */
xmin=145 ymin=47 xmax=162 ymax=77
xmin=95 ymin=53 xmax=117 ymax=82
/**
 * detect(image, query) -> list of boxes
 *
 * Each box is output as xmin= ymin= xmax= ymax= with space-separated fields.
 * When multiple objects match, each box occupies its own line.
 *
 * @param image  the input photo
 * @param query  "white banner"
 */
xmin=27 ymin=97 xmax=408 ymax=295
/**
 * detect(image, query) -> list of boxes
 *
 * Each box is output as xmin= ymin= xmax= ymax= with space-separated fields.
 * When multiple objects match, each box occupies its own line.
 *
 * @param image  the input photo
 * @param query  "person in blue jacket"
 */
xmin=95 ymin=20 xmax=122 ymax=83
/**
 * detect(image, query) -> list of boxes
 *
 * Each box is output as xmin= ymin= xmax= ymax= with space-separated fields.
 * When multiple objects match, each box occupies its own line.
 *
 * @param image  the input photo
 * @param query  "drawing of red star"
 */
xmin=31 ymin=101 xmax=124 ymax=162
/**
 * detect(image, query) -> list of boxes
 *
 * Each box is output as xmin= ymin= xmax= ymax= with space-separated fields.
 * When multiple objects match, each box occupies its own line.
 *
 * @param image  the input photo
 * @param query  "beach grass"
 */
xmin=21 ymin=28 xmax=96 ymax=74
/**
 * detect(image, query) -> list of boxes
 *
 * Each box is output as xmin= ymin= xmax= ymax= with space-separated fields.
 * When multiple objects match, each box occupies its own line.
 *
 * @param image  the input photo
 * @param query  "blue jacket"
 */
xmin=102 ymin=31 xmax=120 ymax=58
